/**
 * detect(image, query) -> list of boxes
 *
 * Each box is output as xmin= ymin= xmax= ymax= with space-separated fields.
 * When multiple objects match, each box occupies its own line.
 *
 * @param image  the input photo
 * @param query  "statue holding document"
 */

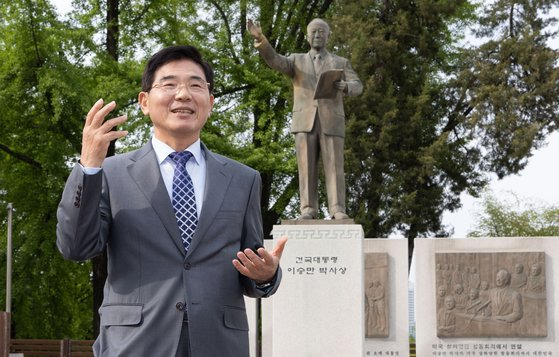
xmin=247 ymin=18 xmax=363 ymax=220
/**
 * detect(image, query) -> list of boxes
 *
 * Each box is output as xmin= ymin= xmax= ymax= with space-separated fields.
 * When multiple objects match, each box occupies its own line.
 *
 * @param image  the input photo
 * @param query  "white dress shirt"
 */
xmin=80 ymin=137 xmax=206 ymax=218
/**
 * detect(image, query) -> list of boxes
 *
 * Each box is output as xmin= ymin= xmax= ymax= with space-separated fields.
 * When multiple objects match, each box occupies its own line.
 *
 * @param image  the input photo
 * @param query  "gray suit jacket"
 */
xmin=256 ymin=38 xmax=363 ymax=137
xmin=56 ymin=142 xmax=281 ymax=356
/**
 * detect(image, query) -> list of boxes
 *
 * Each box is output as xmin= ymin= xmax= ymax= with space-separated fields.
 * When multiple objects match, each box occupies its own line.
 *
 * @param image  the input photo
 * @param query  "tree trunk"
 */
xmin=91 ymin=251 xmax=108 ymax=336
xmin=92 ymin=0 xmax=119 ymax=337
xmin=106 ymin=0 xmax=119 ymax=61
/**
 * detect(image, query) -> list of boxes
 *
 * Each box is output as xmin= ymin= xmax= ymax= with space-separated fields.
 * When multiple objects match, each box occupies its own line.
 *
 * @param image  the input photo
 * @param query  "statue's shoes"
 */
xmin=297 ymin=212 xmax=317 ymax=220
xmin=332 ymin=212 xmax=350 ymax=220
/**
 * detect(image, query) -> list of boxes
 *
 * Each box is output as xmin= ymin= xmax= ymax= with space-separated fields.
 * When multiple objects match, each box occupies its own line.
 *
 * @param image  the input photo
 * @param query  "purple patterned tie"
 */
xmin=169 ymin=151 xmax=198 ymax=252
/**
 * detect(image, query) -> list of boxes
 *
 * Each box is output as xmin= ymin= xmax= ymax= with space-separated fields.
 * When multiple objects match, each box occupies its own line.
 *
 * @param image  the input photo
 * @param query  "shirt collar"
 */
xmin=309 ymin=48 xmax=327 ymax=59
xmin=151 ymin=136 xmax=203 ymax=166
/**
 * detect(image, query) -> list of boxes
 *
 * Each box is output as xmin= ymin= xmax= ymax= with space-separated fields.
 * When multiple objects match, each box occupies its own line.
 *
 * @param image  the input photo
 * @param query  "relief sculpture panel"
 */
xmin=365 ymin=252 xmax=389 ymax=338
xmin=435 ymin=252 xmax=547 ymax=338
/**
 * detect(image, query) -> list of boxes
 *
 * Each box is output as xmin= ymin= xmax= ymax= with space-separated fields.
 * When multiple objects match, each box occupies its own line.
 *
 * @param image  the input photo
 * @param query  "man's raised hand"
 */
xmin=80 ymin=99 xmax=128 ymax=167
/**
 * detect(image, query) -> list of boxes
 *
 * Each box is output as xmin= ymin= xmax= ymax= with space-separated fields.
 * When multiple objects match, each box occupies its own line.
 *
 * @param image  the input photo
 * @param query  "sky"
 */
xmin=442 ymin=131 xmax=559 ymax=237
xmin=49 ymin=1 xmax=559 ymax=237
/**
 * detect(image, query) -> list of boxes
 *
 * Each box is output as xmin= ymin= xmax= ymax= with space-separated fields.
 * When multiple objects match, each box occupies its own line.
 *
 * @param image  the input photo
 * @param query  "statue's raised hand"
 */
xmin=247 ymin=19 xmax=263 ymax=42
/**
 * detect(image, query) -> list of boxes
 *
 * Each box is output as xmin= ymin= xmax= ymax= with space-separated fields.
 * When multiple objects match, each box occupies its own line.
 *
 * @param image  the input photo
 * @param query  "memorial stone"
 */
xmin=365 ymin=253 xmax=389 ymax=338
xmin=363 ymin=239 xmax=409 ymax=357
xmin=263 ymin=224 xmax=364 ymax=357
xmin=435 ymin=252 xmax=546 ymax=337
xmin=415 ymin=237 xmax=559 ymax=356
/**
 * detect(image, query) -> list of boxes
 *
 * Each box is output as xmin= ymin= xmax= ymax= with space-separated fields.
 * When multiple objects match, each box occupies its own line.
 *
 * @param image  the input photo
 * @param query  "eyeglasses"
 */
xmin=150 ymin=78 xmax=211 ymax=94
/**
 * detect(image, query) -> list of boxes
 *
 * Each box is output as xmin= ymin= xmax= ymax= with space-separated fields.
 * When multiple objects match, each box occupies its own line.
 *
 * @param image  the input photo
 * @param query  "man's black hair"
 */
xmin=142 ymin=45 xmax=214 ymax=94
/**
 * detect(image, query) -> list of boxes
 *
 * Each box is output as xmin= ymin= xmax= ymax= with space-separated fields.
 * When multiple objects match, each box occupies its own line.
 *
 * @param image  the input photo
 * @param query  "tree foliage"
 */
xmin=0 ymin=0 xmax=327 ymax=338
xmin=468 ymin=192 xmax=559 ymax=237
xmin=328 ymin=0 xmax=559 ymax=262
xmin=0 ymin=0 xmax=558 ymax=338
xmin=0 ymin=0 xmax=95 ymax=338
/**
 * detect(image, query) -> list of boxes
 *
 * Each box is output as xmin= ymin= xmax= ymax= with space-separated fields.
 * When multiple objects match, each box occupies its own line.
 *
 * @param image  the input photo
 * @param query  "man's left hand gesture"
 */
xmin=233 ymin=236 xmax=288 ymax=284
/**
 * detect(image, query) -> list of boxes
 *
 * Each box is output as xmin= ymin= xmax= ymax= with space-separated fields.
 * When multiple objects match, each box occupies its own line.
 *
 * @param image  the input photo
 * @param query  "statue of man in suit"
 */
xmin=248 ymin=18 xmax=363 ymax=219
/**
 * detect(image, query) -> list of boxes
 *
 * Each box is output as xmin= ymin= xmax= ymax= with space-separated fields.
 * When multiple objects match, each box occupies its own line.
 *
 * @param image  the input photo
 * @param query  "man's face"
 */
xmin=307 ymin=22 xmax=329 ymax=50
xmin=496 ymin=271 xmax=509 ymax=287
xmin=469 ymin=289 xmax=479 ymax=300
xmin=445 ymin=297 xmax=455 ymax=310
xmin=139 ymin=59 xmax=214 ymax=146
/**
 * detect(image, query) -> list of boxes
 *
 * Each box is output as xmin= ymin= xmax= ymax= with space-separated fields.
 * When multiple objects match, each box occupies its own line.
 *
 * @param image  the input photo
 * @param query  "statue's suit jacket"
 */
xmin=256 ymin=38 xmax=363 ymax=137
xmin=56 ymin=142 xmax=281 ymax=356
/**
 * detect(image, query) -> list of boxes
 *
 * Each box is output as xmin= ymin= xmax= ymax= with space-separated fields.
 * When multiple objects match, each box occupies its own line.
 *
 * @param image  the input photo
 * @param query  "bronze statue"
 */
xmin=248 ymin=18 xmax=363 ymax=219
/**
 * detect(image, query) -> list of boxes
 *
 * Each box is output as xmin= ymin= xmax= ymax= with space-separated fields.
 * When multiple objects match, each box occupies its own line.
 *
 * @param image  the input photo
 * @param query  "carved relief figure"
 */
xmin=366 ymin=282 xmax=376 ymax=330
xmin=462 ymin=267 xmax=470 ymax=291
xmin=511 ymin=263 xmax=527 ymax=290
xmin=452 ymin=265 xmax=463 ymax=287
xmin=488 ymin=269 xmax=523 ymax=323
xmin=479 ymin=280 xmax=489 ymax=299
xmin=364 ymin=253 xmax=389 ymax=338
xmin=465 ymin=288 xmax=490 ymax=317
xmin=437 ymin=285 xmax=447 ymax=310
xmin=527 ymin=263 xmax=545 ymax=293
xmin=366 ymin=280 xmax=387 ymax=334
xmin=469 ymin=266 xmax=481 ymax=289
xmin=437 ymin=296 xmax=457 ymax=335
xmin=452 ymin=284 xmax=468 ymax=312
xmin=442 ymin=264 xmax=452 ymax=291
xmin=436 ymin=264 xmax=443 ymax=287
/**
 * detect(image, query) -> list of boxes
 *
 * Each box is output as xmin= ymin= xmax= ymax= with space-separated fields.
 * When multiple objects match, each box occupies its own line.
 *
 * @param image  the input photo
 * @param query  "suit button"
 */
xmin=176 ymin=302 xmax=186 ymax=311
xmin=183 ymin=262 xmax=191 ymax=270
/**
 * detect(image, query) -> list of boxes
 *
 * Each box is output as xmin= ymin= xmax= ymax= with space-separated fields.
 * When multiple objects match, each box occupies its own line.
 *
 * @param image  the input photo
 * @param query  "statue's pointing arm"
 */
xmin=247 ymin=19 xmax=295 ymax=77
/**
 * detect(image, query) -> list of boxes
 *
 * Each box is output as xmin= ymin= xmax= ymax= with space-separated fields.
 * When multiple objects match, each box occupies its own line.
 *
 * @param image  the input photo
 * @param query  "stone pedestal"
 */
xmin=263 ymin=224 xmax=364 ymax=357
xmin=415 ymin=237 xmax=559 ymax=356
xmin=244 ymin=296 xmax=258 ymax=357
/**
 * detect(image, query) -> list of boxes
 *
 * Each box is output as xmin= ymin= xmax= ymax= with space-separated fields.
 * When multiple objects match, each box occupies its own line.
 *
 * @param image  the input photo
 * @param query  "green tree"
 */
xmin=0 ymin=0 xmax=95 ymax=338
xmin=1 ymin=0 xmax=331 ymax=338
xmin=2 ymin=0 xmax=558 ymax=338
xmin=468 ymin=193 xmax=559 ymax=237
xmin=328 ymin=0 xmax=559 ymax=265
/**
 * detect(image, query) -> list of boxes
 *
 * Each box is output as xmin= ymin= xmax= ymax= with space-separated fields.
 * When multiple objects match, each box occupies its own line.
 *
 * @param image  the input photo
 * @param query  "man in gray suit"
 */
xmin=57 ymin=45 xmax=287 ymax=356
xmin=248 ymin=18 xmax=363 ymax=220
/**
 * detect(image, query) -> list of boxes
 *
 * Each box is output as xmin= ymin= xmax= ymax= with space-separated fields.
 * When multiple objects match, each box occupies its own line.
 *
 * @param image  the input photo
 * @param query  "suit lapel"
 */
xmin=127 ymin=143 xmax=185 ymax=255
xmin=322 ymin=51 xmax=334 ymax=72
xmin=186 ymin=145 xmax=232 ymax=258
